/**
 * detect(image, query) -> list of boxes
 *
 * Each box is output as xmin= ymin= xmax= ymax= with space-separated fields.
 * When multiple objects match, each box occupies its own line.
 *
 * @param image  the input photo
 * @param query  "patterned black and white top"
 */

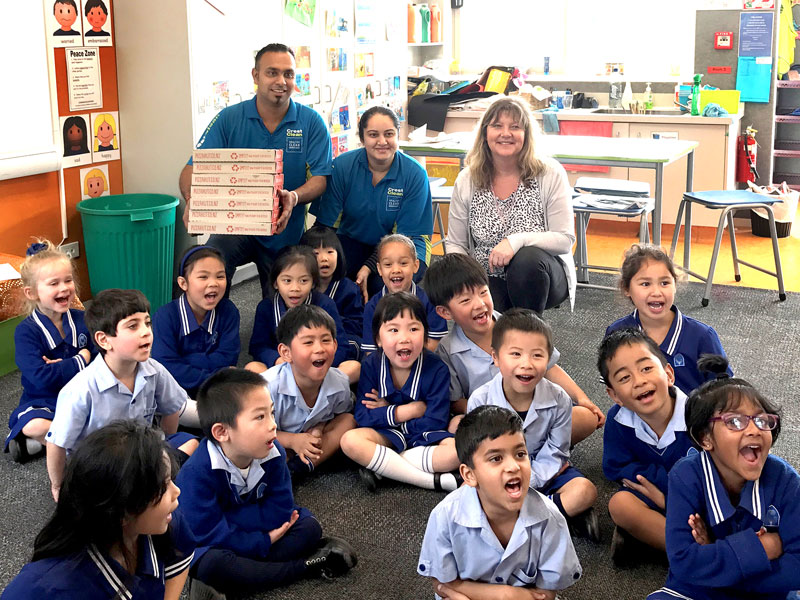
xmin=468 ymin=180 xmax=546 ymax=278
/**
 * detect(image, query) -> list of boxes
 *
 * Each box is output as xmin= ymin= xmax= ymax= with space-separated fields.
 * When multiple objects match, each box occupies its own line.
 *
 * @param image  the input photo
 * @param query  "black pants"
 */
xmin=338 ymin=234 xmax=428 ymax=297
xmin=487 ymin=246 xmax=568 ymax=314
xmin=190 ymin=508 xmax=322 ymax=595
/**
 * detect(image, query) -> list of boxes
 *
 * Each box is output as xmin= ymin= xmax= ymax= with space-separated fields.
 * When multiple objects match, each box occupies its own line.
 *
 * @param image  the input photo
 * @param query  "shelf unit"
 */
xmin=773 ymin=82 xmax=800 ymax=189
xmin=407 ymin=0 xmax=451 ymax=70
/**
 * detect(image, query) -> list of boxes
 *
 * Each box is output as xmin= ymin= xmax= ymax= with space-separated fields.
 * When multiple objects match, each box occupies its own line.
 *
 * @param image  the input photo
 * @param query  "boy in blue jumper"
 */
xmin=424 ymin=252 xmax=605 ymax=445
xmin=45 ymin=289 xmax=197 ymax=502
xmin=175 ymin=368 xmax=357 ymax=598
xmin=597 ymin=327 xmax=693 ymax=566
xmin=360 ymin=234 xmax=447 ymax=354
xmin=467 ymin=309 xmax=600 ymax=542
xmin=418 ymin=405 xmax=581 ymax=600
xmin=264 ymin=304 xmax=356 ymax=480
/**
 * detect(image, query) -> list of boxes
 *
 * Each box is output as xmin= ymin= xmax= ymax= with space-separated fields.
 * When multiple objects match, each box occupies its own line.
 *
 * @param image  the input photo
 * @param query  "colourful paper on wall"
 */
xmin=735 ymin=56 xmax=772 ymax=102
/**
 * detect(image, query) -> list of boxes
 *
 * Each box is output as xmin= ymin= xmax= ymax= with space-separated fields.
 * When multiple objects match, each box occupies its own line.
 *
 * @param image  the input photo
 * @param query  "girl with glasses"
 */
xmin=647 ymin=355 xmax=799 ymax=600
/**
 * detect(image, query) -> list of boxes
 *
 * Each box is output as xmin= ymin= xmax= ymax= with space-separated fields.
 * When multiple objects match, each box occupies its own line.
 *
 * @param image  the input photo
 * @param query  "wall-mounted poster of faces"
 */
xmin=90 ymin=110 xmax=120 ymax=162
xmin=81 ymin=0 xmax=113 ymax=46
xmin=49 ymin=0 xmax=83 ymax=47
xmin=60 ymin=114 xmax=92 ymax=167
xmin=80 ymin=163 xmax=110 ymax=200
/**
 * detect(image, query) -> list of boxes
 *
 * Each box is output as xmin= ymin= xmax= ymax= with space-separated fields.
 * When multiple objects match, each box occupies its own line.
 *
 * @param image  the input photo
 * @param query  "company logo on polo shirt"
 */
xmin=673 ymin=353 xmax=685 ymax=367
xmin=386 ymin=187 xmax=403 ymax=211
xmin=286 ymin=129 xmax=303 ymax=152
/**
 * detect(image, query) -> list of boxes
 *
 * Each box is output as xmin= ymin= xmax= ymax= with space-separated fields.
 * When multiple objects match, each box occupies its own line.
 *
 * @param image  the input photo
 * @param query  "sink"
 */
xmin=592 ymin=108 xmax=687 ymax=116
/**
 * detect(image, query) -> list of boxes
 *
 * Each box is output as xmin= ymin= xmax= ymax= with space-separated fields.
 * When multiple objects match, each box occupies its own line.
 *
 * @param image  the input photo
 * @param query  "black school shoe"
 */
xmin=8 ymin=434 xmax=43 ymax=464
xmin=189 ymin=578 xmax=227 ymax=600
xmin=568 ymin=507 xmax=601 ymax=543
xmin=305 ymin=536 xmax=358 ymax=580
xmin=358 ymin=467 xmax=379 ymax=493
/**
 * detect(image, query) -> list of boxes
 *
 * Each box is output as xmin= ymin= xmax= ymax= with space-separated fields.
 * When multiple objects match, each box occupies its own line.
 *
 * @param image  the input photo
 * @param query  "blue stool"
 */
xmin=669 ymin=190 xmax=786 ymax=307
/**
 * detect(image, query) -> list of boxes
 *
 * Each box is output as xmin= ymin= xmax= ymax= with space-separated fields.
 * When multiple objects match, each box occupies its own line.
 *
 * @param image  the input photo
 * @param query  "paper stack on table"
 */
xmin=189 ymin=149 xmax=283 ymax=235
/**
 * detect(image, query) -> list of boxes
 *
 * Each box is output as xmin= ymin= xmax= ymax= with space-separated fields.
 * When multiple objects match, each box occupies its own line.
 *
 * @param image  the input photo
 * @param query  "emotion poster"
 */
xmin=90 ymin=111 xmax=120 ymax=162
xmin=80 ymin=163 xmax=110 ymax=200
xmin=60 ymin=114 xmax=92 ymax=167
xmin=81 ymin=0 xmax=113 ymax=46
xmin=49 ymin=0 xmax=83 ymax=47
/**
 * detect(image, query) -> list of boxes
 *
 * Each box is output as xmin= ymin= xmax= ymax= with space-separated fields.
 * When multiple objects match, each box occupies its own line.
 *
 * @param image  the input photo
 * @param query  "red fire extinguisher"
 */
xmin=736 ymin=126 xmax=759 ymax=183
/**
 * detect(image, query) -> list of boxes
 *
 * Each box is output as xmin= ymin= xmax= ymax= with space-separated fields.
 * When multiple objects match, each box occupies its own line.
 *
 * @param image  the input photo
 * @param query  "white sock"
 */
xmin=401 ymin=446 xmax=436 ymax=473
xmin=368 ymin=445 xmax=458 ymax=491
xmin=179 ymin=399 xmax=200 ymax=429
xmin=25 ymin=439 xmax=43 ymax=454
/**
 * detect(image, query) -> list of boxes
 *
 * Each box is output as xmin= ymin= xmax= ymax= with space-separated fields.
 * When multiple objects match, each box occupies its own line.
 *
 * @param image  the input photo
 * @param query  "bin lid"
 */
xmin=77 ymin=193 xmax=179 ymax=216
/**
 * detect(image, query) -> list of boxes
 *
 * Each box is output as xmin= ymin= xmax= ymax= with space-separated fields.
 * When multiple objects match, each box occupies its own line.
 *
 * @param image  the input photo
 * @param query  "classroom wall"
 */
xmin=0 ymin=31 xmax=122 ymax=299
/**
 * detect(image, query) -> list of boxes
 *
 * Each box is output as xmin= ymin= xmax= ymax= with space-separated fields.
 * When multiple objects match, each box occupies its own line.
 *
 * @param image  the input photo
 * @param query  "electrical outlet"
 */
xmin=61 ymin=242 xmax=80 ymax=259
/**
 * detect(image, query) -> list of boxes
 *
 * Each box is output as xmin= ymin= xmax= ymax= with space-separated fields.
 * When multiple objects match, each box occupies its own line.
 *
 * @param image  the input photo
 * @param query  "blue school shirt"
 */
xmin=175 ymin=438 xmax=300 ymax=564
xmin=468 ymin=373 xmax=571 ymax=490
xmin=310 ymin=147 xmax=433 ymax=265
xmin=355 ymin=349 xmax=451 ymax=448
xmin=11 ymin=309 xmax=93 ymax=421
xmin=46 ymin=356 xmax=187 ymax=453
xmin=418 ymin=484 xmax=581 ymax=597
xmin=324 ymin=277 xmax=363 ymax=356
xmin=360 ymin=282 xmax=447 ymax=353
xmin=264 ymin=361 xmax=353 ymax=433
xmin=190 ymin=97 xmax=332 ymax=249
xmin=651 ymin=452 xmax=800 ymax=600
xmin=152 ymin=295 xmax=240 ymax=396
xmin=602 ymin=389 xmax=693 ymax=508
xmin=249 ymin=291 xmax=351 ymax=367
xmin=435 ymin=311 xmax=561 ymax=403
xmin=0 ymin=511 xmax=195 ymax=600
xmin=606 ymin=306 xmax=732 ymax=395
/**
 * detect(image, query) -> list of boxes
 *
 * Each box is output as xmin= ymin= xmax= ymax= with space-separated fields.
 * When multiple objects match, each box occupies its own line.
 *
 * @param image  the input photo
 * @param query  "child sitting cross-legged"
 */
xmin=341 ymin=291 xmax=460 ymax=493
xmin=424 ymin=252 xmax=604 ymax=444
xmin=597 ymin=327 xmax=693 ymax=566
xmin=45 ymin=289 xmax=198 ymax=503
xmin=467 ymin=308 xmax=600 ymax=541
xmin=175 ymin=368 xmax=357 ymax=599
xmin=263 ymin=304 xmax=356 ymax=481
xmin=417 ymin=405 xmax=582 ymax=600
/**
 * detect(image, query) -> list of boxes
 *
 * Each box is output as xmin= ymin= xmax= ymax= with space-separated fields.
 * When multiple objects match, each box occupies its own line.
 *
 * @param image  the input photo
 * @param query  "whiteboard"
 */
xmin=0 ymin=1 xmax=60 ymax=180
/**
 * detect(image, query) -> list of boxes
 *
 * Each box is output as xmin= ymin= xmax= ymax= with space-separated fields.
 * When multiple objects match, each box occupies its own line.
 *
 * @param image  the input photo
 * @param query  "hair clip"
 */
xmin=715 ymin=372 xmax=731 ymax=380
xmin=26 ymin=242 xmax=48 ymax=256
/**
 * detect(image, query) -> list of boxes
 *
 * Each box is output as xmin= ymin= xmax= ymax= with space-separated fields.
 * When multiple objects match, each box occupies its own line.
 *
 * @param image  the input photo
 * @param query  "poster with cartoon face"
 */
xmin=49 ymin=0 xmax=83 ymax=47
xmin=81 ymin=0 xmax=113 ymax=46
xmin=60 ymin=114 xmax=92 ymax=166
xmin=80 ymin=163 xmax=110 ymax=200
xmin=90 ymin=110 xmax=120 ymax=162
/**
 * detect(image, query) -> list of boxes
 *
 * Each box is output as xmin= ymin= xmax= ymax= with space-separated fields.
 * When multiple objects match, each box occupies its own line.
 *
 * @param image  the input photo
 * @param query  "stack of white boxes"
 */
xmin=188 ymin=149 xmax=284 ymax=235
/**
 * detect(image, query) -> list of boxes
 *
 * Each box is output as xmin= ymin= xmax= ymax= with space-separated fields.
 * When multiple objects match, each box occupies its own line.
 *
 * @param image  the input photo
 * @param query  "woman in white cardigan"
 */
xmin=445 ymin=95 xmax=576 ymax=313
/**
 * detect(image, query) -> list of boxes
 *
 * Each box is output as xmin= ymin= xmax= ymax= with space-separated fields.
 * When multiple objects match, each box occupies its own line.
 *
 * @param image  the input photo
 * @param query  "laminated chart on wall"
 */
xmin=736 ymin=11 xmax=774 ymax=102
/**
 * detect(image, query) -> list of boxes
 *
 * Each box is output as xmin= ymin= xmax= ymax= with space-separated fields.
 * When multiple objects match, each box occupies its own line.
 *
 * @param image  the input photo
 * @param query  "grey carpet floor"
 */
xmin=0 ymin=274 xmax=797 ymax=599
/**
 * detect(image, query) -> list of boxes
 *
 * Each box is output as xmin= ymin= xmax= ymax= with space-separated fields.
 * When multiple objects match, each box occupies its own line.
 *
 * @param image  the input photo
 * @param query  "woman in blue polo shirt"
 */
xmin=310 ymin=106 xmax=433 ymax=301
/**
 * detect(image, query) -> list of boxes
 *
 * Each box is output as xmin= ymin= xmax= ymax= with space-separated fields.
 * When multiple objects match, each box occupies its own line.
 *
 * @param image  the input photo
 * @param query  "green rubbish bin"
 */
xmin=77 ymin=193 xmax=179 ymax=311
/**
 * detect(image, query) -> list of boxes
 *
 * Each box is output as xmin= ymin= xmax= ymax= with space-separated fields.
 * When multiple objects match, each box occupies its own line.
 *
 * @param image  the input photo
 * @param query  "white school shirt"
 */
xmin=417 ymin=484 xmax=581 ymax=597
xmin=467 ymin=373 xmax=571 ymax=489
xmin=262 ymin=362 xmax=353 ymax=433
xmin=47 ymin=355 xmax=187 ymax=452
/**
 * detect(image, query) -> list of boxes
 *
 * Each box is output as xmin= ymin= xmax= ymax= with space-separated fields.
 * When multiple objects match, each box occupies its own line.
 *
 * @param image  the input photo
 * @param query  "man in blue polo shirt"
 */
xmin=179 ymin=43 xmax=332 ymax=298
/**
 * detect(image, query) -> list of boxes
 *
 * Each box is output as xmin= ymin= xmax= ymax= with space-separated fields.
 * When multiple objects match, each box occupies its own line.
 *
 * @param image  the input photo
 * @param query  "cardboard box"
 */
xmin=189 ymin=210 xmax=273 ymax=223
xmin=190 ymin=185 xmax=279 ymax=201
xmin=192 ymin=161 xmax=283 ymax=174
xmin=187 ymin=221 xmax=274 ymax=235
xmin=192 ymin=148 xmax=283 ymax=162
xmin=191 ymin=172 xmax=283 ymax=187
xmin=190 ymin=197 xmax=277 ymax=211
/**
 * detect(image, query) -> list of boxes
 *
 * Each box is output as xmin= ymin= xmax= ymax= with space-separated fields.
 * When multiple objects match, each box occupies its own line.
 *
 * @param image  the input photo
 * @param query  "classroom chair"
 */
xmin=669 ymin=190 xmax=786 ymax=307
xmin=428 ymin=177 xmax=452 ymax=255
xmin=572 ymin=177 xmax=654 ymax=291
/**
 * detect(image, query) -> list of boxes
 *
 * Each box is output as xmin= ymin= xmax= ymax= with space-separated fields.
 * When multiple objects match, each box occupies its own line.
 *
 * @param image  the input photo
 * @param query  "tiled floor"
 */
xmin=432 ymin=210 xmax=800 ymax=293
